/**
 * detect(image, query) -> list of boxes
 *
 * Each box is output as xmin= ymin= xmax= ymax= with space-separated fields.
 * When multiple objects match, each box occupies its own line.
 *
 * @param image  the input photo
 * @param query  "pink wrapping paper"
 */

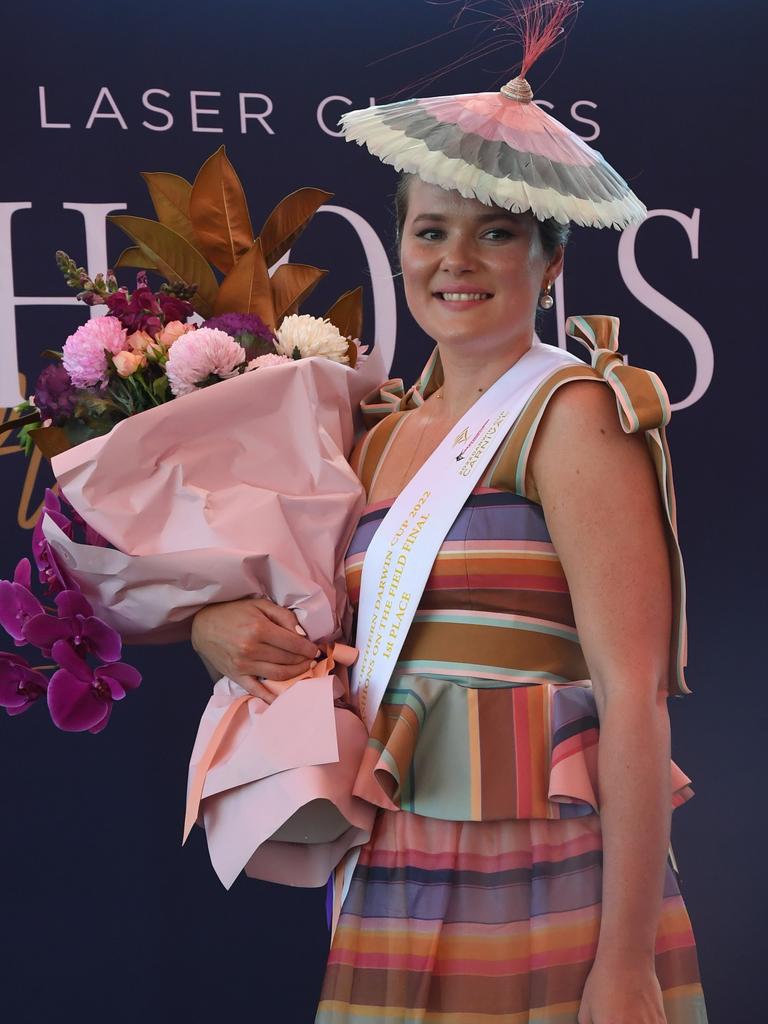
xmin=41 ymin=350 xmax=387 ymax=887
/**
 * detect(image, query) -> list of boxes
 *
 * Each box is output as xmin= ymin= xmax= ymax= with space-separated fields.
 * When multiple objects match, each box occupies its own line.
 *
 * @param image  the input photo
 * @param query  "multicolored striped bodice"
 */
xmin=344 ymin=320 xmax=694 ymax=823
xmin=346 ymin=485 xmax=589 ymax=687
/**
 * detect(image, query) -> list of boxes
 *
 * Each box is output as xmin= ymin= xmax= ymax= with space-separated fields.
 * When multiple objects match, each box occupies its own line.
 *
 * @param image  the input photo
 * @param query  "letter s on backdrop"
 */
xmin=618 ymin=208 xmax=713 ymax=410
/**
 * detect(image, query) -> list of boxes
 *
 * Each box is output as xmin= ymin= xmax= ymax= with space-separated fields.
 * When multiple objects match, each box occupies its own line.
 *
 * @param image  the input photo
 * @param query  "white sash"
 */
xmin=351 ymin=338 xmax=582 ymax=730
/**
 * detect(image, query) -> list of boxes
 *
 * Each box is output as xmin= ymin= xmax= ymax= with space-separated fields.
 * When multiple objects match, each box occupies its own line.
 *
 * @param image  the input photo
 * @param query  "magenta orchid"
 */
xmin=31 ymin=490 xmax=107 ymax=594
xmin=0 ymin=651 xmax=49 ymax=715
xmin=1 ymin=490 xmax=140 ymax=733
xmin=32 ymin=491 xmax=73 ymax=593
xmin=48 ymin=640 xmax=140 ymax=734
xmin=0 ymin=559 xmax=46 ymax=645
xmin=23 ymin=589 xmax=122 ymax=662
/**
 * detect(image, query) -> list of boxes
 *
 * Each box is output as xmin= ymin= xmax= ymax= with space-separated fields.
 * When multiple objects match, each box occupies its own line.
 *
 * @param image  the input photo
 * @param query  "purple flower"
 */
xmin=202 ymin=313 xmax=277 ymax=360
xmin=32 ymin=491 xmax=75 ymax=594
xmin=105 ymin=273 xmax=193 ymax=338
xmin=64 ymin=501 xmax=109 ymax=549
xmin=0 ymin=651 xmax=48 ymax=715
xmin=0 ymin=560 xmax=46 ymax=645
xmin=23 ymin=590 xmax=121 ymax=662
xmin=33 ymin=364 xmax=77 ymax=425
xmin=48 ymin=641 xmax=141 ymax=733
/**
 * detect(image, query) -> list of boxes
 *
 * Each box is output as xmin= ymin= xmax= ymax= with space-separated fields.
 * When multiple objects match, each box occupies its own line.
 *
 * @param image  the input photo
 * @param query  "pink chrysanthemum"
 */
xmin=246 ymin=353 xmax=291 ymax=370
xmin=165 ymin=328 xmax=246 ymax=398
xmin=62 ymin=316 xmax=129 ymax=388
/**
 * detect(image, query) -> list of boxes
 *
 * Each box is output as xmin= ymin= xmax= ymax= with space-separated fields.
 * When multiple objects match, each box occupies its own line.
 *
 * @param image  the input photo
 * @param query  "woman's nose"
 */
xmin=439 ymin=234 xmax=478 ymax=274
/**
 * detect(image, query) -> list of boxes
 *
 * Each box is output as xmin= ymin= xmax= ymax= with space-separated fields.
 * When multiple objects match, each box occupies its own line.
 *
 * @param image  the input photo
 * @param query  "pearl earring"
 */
xmin=538 ymin=281 xmax=554 ymax=310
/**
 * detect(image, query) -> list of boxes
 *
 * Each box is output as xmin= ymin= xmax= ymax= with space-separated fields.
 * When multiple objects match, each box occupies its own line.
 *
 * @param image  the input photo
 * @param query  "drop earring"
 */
xmin=538 ymin=281 xmax=554 ymax=310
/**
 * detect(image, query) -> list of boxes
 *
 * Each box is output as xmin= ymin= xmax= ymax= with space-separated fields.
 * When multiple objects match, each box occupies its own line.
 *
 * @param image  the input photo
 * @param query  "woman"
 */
xmin=191 ymin=170 xmax=708 ymax=1022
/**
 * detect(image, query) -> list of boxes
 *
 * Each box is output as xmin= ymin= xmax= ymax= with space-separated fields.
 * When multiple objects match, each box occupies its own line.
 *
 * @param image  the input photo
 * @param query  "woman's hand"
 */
xmin=190 ymin=597 xmax=321 ymax=702
xmin=578 ymin=953 xmax=667 ymax=1023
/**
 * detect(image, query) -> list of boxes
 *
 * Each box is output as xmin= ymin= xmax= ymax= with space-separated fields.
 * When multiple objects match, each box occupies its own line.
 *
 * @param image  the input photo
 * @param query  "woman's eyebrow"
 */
xmin=411 ymin=211 xmax=523 ymax=225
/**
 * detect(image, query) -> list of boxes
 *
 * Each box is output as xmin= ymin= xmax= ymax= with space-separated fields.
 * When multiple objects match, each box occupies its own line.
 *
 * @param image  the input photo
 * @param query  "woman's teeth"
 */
xmin=437 ymin=292 xmax=491 ymax=301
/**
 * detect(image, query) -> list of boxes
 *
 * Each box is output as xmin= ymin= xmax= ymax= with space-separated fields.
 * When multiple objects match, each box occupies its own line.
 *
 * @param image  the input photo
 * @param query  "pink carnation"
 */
xmin=246 ymin=353 xmax=291 ymax=370
xmin=165 ymin=327 xmax=246 ymax=398
xmin=62 ymin=316 xmax=129 ymax=388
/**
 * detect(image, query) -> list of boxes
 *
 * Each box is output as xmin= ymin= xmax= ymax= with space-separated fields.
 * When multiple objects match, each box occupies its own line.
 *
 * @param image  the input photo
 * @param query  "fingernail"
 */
xmin=315 ymin=648 xmax=323 ymax=658
xmin=294 ymin=625 xmax=307 ymax=636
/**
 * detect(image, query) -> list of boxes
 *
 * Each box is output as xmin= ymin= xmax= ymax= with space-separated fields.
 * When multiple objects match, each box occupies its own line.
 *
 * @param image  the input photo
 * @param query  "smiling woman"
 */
xmin=190 ymin=3 xmax=709 ymax=1021
xmin=397 ymin=178 xmax=564 ymax=402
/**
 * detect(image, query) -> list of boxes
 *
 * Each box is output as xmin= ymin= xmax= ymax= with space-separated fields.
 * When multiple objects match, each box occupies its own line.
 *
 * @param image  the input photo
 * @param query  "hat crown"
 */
xmin=500 ymin=77 xmax=534 ymax=103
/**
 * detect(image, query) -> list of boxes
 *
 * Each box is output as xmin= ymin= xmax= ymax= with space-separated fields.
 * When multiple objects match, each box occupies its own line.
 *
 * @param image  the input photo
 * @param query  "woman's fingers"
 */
xmin=254 ymin=598 xmax=304 ymax=632
xmin=190 ymin=597 xmax=321 ymax=687
xmin=230 ymin=675 xmax=278 ymax=702
xmin=252 ymin=600 xmax=319 ymax=658
xmin=232 ymin=657 xmax=316 ymax=684
xmin=228 ymin=663 xmax=315 ymax=704
xmin=249 ymin=643 xmax=319 ymax=667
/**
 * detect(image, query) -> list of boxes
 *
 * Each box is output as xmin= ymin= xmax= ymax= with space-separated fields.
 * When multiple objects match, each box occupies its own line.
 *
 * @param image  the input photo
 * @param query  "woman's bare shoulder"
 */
xmin=527 ymin=376 xmax=641 ymax=498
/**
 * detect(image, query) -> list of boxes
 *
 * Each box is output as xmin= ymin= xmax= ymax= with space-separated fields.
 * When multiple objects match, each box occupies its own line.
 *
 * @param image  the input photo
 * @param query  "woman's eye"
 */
xmin=483 ymin=228 xmax=514 ymax=240
xmin=415 ymin=228 xmax=444 ymax=241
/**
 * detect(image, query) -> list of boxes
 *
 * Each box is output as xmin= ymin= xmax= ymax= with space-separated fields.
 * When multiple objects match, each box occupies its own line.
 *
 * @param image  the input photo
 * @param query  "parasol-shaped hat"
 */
xmin=340 ymin=1 xmax=646 ymax=230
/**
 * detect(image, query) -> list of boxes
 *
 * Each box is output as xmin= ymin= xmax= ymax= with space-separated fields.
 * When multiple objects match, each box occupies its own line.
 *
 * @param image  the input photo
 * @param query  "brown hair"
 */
xmin=394 ymin=172 xmax=570 ymax=257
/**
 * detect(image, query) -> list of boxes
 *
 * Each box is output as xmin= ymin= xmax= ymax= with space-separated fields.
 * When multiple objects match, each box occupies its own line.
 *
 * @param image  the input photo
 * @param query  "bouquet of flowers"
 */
xmin=1 ymin=147 xmax=387 ymax=888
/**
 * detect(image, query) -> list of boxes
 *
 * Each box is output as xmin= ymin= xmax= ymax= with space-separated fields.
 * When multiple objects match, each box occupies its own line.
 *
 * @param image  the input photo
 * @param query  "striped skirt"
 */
xmin=315 ymin=809 xmax=708 ymax=1023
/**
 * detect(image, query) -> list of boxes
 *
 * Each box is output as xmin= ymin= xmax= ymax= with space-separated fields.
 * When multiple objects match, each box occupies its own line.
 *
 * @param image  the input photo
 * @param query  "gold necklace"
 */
xmin=372 ymin=385 xmax=486 ymax=502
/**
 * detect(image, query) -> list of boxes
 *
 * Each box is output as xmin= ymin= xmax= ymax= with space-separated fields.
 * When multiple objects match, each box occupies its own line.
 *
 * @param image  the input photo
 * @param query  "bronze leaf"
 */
xmin=114 ymin=246 xmax=157 ymax=271
xmin=324 ymin=286 xmax=364 ymax=342
xmin=259 ymin=187 xmax=333 ymax=269
xmin=0 ymin=411 xmax=42 ymax=436
xmin=212 ymin=238 xmax=276 ymax=328
xmin=140 ymin=172 xmax=198 ymax=248
xmin=271 ymin=264 xmax=328 ymax=325
xmin=189 ymin=146 xmax=254 ymax=275
xmin=31 ymin=426 xmax=72 ymax=460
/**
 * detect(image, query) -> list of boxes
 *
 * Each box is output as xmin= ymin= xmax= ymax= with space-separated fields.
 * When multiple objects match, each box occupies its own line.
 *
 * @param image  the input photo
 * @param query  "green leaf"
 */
xmin=109 ymin=215 xmax=218 ymax=318
xmin=152 ymin=376 xmax=169 ymax=402
xmin=18 ymin=422 xmax=41 ymax=457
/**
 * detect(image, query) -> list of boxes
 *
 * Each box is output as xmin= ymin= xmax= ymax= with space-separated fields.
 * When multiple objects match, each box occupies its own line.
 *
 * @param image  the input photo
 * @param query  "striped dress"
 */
xmin=315 ymin=317 xmax=708 ymax=1023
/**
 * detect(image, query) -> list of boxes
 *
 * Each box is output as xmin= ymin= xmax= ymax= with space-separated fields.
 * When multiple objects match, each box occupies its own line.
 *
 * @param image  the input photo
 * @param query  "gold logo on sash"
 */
xmin=453 ymin=427 xmax=469 ymax=447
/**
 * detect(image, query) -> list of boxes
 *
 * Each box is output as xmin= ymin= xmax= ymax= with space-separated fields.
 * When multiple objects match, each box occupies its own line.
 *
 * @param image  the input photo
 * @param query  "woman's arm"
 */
xmin=529 ymin=379 xmax=674 ymax=1021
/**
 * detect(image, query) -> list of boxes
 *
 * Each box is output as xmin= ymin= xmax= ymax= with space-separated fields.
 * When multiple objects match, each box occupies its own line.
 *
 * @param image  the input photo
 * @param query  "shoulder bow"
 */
xmin=359 ymin=346 xmax=444 ymax=429
xmin=565 ymin=315 xmax=671 ymax=433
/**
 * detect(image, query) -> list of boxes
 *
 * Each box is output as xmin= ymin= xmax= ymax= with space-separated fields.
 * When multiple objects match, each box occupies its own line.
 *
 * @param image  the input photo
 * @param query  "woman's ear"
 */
xmin=546 ymin=243 xmax=565 ymax=281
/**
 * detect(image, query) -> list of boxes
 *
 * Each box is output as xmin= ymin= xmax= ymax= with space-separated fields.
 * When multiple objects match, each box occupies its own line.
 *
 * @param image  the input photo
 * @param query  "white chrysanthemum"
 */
xmin=274 ymin=315 xmax=349 ymax=364
xmin=165 ymin=327 xmax=246 ymax=398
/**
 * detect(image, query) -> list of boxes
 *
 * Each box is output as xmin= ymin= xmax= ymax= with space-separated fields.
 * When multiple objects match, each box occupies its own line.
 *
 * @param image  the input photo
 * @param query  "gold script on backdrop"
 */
xmin=1 ymin=376 xmax=53 ymax=530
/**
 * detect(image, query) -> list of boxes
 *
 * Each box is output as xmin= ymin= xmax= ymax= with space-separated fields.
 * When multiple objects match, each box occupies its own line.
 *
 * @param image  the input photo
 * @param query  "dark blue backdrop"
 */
xmin=1 ymin=2 xmax=764 ymax=1021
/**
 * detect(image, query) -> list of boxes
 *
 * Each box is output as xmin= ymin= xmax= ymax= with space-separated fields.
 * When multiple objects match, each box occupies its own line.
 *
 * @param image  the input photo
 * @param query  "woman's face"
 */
xmin=399 ymin=178 xmax=563 ymax=354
